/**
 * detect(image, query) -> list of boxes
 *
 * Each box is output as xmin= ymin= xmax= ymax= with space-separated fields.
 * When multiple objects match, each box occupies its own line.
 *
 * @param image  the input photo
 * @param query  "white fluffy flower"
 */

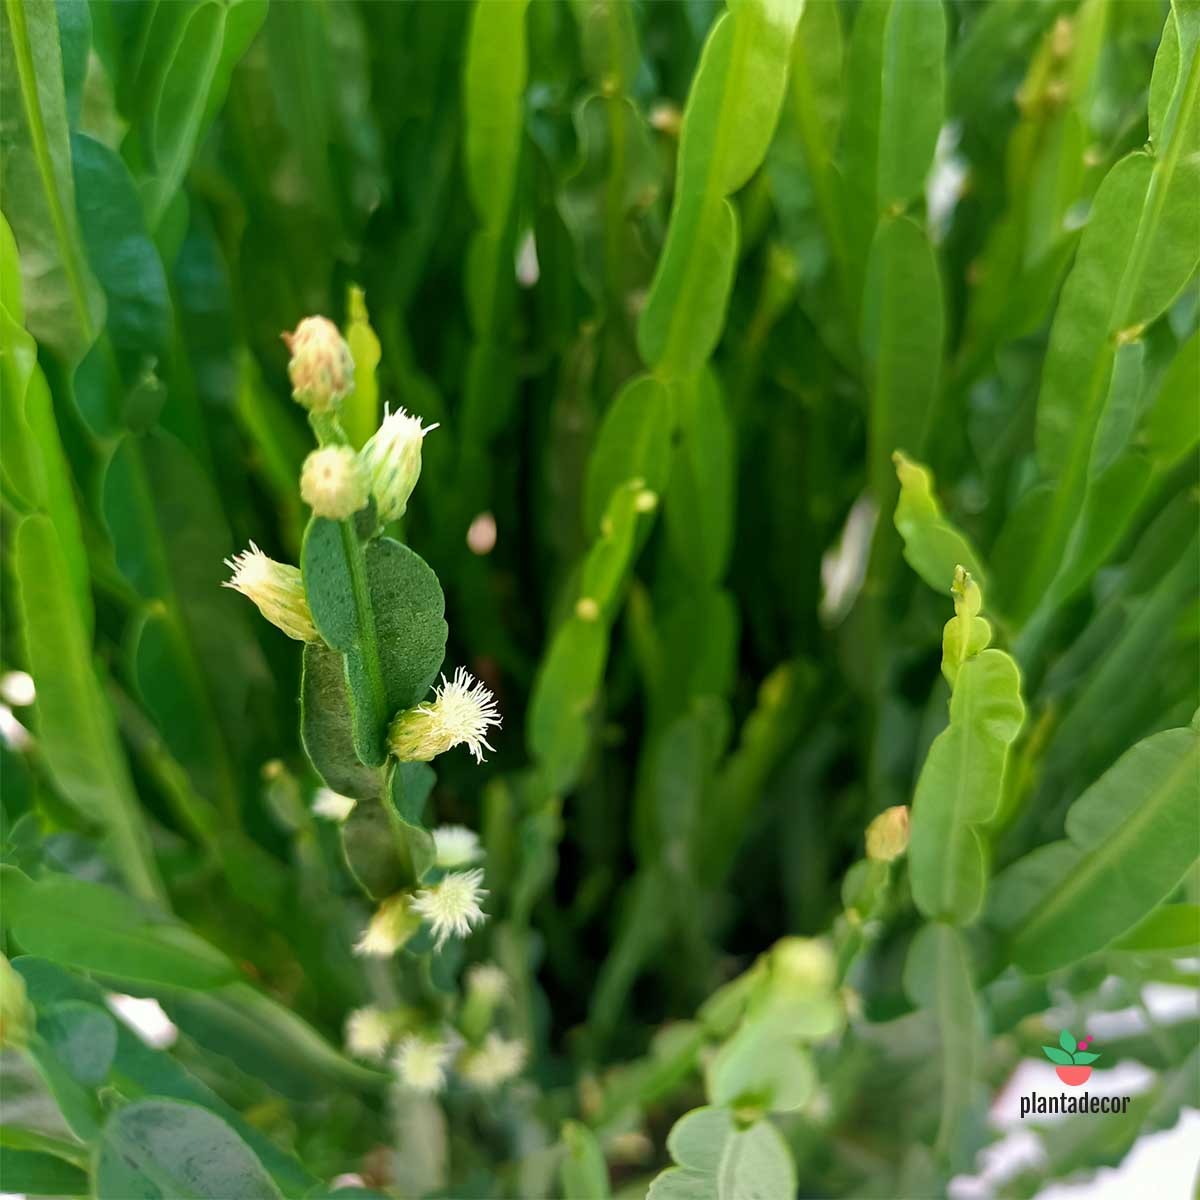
xmin=223 ymin=542 xmax=316 ymax=642
xmin=433 ymin=825 xmax=483 ymax=869
xmin=360 ymin=405 xmax=438 ymax=521
xmin=460 ymin=1032 xmax=526 ymax=1091
xmin=393 ymin=1034 xmax=451 ymax=1094
xmin=312 ymin=788 xmax=356 ymax=822
xmin=388 ymin=668 xmax=501 ymax=764
xmin=354 ymin=895 xmax=418 ymax=958
xmin=466 ymin=963 xmax=508 ymax=1003
xmin=345 ymin=1006 xmax=391 ymax=1060
xmin=300 ymin=446 xmax=369 ymax=520
xmin=411 ymin=869 xmax=488 ymax=949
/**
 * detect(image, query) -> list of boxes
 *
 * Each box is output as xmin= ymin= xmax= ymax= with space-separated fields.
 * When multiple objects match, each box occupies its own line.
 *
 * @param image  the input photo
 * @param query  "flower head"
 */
xmin=354 ymin=895 xmax=420 ymax=958
xmin=345 ymin=1006 xmax=391 ymax=1060
xmin=466 ymin=962 xmax=508 ymax=1003
xmin=433 ymin=825 xmax=483 ymax=869
xmin=312 ymin=787 xmax=356 ymax=822
xmin=411 ymin=868 xmax=488 ymax=949
xmin=865 ymin=805 xmax=910 ymax=862
xmin=459 ymin=1032 xmax=526 ymax=1091
xmin=360 ymin=405 xmax=438 ymax=521
xmin=393 ymin=1034 xmax=452 ymax=1094
xmin=388 ymin=668 xmax=501 ymax=764
xmin=284 ymin=316 xmax=354 ymax=413
xmin=223 ymin=543 xmax=316 ymax=642
xmin=300 ymin=446 xmax=369 ymax=520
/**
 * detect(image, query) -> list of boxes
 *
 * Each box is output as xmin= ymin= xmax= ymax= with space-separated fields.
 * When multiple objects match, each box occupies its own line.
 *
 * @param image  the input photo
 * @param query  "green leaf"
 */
xmin=302 ymin=527 xmax=447 ymax=766
xmin=862 ymin=215 xmax=945 ymax=508
xmin=1059 ymin=1029 xmax=1077 ymax=1055
xmin=903 ymin=923 xmax=982 ymax=1158
xmin=1001 ymin=10 xmax=1200 ymax=622
xmin=664 ymin=370 xmax=734 ymax=583
xmin=840 ymin=0 xmax=946 ymax=303
xmin=38 ymin=1000 xmax=117 ymax=1086
xmin=1042 ymin=1045 xmax=1074 ymax=1066
xmin=1073 ymin=1051 xmax=1101 ymax=1065
xmin=646 ymin=1106 xmax=796 ymax=1200
xmin=300 ymin=642 xmax=384 ymax=800
xmin=70 ymin=132 xmax=171 ymax=378
xmin=6 ymin=874 xmax=236 ymax=988
xmin=992 ymin=722 xmax=1200 ymax=973
xmin=527 ymin=614 xmax=607 ymax=793
xmin=14 ymin=957 xmax=317 ymax=1195
xmin=584 ymin=374 xmax=672 ymax=536
xmin=124 ymin=0 xmax=269 ymax=230
xmin=95 ymin=1099 xmax=282 ymax=1200
xmin=12 ymin=515 xmax=163 ymax=901
xmin=0 ymin=1147 xmax=88 ymax=1196
xmin=637 ymin=0 xmax=803 ymax=376
xmin=892 ymin=452 xmax=987 ymax=596
xmin=1111 ymin=903 xmax=1200 ymax=953
xmin=0 ymin=0 xmax=103 ymax=362
xmin=909 ymin=647 xmax=1025 ymax=923
xmin=560 ymin=1120 xmax=610 ymax=1200
xmin=341 ymin=285 xmax=380 ymax=450
xmin=705 ymin=1007 xmax=816 ymax=1114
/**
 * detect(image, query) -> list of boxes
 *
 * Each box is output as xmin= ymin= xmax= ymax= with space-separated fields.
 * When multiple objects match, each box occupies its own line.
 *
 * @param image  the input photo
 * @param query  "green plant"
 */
xmin=1 ymin=0 xmax=1198 ymax=1197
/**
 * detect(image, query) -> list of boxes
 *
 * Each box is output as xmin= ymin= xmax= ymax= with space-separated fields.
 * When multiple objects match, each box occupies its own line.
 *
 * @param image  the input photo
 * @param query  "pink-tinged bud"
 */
xmin=284 ymin=316 xmax=355 ymax=413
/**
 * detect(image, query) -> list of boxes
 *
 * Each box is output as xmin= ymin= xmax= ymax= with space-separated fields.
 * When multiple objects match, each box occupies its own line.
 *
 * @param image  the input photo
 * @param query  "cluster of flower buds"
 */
xmin=227 ymin=312 xmax=514 ymax=1102
xmin=344 ymin=962 xmax=527 ymax=1097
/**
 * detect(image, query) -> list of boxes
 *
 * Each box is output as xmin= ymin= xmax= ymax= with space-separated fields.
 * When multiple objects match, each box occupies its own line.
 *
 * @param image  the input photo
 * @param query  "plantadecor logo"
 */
xmin=1019 ymin=1030 xmax=1132 ymax=1119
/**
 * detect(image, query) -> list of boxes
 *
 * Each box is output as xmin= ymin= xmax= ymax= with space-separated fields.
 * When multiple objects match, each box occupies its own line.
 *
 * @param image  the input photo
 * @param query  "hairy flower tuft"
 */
xmin=466 ymin=962 xmax=509 ymax=1003
xmin=360 ymin=405 xmax=438 ymax=521
xmin=459 ymin=1032 xmax=526 ymax=1091
xmin=223 ymin=543 xmax=316 ymax=642
xmin=354 ymin=895 xmax=420 ymax=958
xmin=388 ymin=668 xmax=501 ymax=764
xmin=393 ymin=1034 xmax=452 ymax=1094
xmin=411 ymin=868 xmax=488 ymax=949
xmin=300 ymin=446 xmax=369 ymax=520
xmin=433 ymin=825 xmax=483 ymax=869
xmin=312 ymin=788 xmax=356 ymax=822
xmin=345 ymin=1006 xmax=391 ymax=1060
xmin=284 ymin=316 xmax=354 ymax=413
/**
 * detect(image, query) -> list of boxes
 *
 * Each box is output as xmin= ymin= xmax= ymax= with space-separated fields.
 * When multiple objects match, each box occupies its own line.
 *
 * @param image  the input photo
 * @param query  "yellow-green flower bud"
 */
xmin=769 ymin=937 xmax=836 ymax=995
xmin=0 ymin=953 xmax=33 ymax=1049
xmin=865 ymin=805 xmax=910 ymax=862
xmin=223 ymin=543 xmax=317 ymax=642
xmin=353 ymin=894 xmax=421 ymax=958
xmin=284 ymin=316 xmax=354 ymax=413
xmin=359 ymin=406 xmax=438 ymax=521
xmin=300 ymin=446 xmax=369 ymax=520
xmin=388 ymin=668 xmax=501 ymax=764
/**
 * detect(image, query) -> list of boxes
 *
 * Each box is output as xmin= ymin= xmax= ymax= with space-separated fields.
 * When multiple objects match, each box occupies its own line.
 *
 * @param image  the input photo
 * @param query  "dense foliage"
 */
xmin=1 ymin=0 xmax=1198 ymax=1197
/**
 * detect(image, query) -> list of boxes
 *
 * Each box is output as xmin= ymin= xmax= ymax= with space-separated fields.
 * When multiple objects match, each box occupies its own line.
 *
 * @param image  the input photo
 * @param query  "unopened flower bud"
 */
xmin=312 ymin=787 xmax=356 ymax=822
xmin=223 ymin=543 xmax=317 ymax=642
xmin=345 ymin=1005 xmax=392 ymax=1060
xmin=284 ymin=316 xmax=354 ymax=413
xmin=394 ymin=1034 xmax=452 ymax=1094
xmin=865 ymin=805 xmax=910 ymax=862
xmin=300 ymin=446 xmax=369 ymax=520
xmin=770 ymin=937 xmax=835 ymax=994
xmin=389 ymin=668 xmax=501 ymax=764
xmin=359 ymin=406 xmax=438 ymax=521
xmin=354 ymin=894 xmax=421 ymax=958
xmin=459 ymin=1031 xmax=526 ymax=1091
xmin=0 ymin=954 xmax=33 ymax=1049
